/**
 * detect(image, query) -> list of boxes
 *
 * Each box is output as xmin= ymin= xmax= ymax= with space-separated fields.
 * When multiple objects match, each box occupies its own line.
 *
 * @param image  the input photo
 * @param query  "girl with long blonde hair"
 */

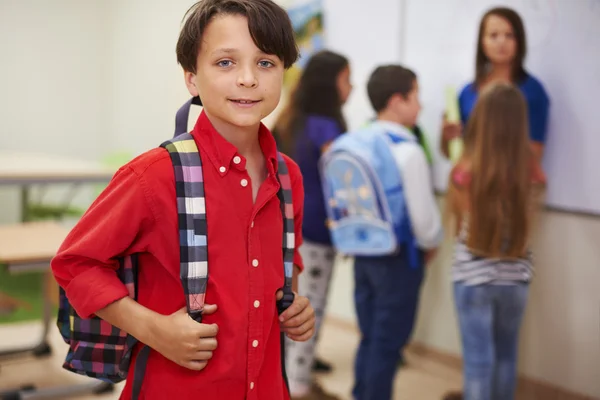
xmin=446 ymin=83 xmax=546 ymax=400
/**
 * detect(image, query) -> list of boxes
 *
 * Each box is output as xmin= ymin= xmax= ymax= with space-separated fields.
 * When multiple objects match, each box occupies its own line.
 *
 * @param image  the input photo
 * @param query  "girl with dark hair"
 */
xmin=274 ymin=49 xmax=352 ymax=400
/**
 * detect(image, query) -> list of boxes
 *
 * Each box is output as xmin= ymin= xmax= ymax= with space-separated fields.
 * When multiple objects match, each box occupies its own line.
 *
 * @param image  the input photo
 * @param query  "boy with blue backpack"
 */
xmin=320 ymin=65 xmax=443 ymax=400
xmin=51 ymin=1 xmax=316 ymax=399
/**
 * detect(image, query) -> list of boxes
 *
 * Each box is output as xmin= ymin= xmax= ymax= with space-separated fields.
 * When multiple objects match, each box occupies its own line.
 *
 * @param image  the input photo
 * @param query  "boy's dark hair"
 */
xmin=367 ymin=65 xmax=417 ymax=113
xmin=176 ymin=0 xmax=299 ymax=73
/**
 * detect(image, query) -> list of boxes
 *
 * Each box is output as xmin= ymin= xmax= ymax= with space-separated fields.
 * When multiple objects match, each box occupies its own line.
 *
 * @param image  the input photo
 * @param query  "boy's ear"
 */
xmin=392 ymin=93 xmax=407 ymax=105
xmin=387 ymin=93 xmax=402 ymax=110
xmin=184 ymin=71 xmax=200 ymax=97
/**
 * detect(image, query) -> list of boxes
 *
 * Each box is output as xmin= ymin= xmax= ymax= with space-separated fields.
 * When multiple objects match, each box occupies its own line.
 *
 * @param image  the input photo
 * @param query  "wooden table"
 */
xmin=0 ymin=151 xmax=117 ymax=222
xmin=0 ymin=221 xmax=71 ymax=271
xmin=0 ymin=222 xmax=114 ymax=398
xmin=0 ymin=152 xmax=116 ymax=185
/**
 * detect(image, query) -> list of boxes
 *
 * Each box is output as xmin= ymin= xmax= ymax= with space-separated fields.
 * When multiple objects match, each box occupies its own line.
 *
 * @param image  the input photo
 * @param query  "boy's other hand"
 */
xmin=150 ymin=304 xmax=218 ymax=371
xmin=276 ymin=290 xmax=315 ymax=342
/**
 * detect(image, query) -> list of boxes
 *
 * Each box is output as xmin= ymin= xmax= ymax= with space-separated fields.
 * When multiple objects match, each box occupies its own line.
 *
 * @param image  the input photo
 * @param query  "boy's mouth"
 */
xmin=229 ymin=99 xmax=261 ymax=105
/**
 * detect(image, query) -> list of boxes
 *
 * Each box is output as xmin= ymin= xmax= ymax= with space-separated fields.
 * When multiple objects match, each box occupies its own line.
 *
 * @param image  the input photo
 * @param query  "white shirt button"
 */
xmin=250 ymin=382 xmax=255 ymax=390
xmin=233 ymin=156 xmax=241 ymax=164
xmin=241 ymin=179 xmax=248 ymax=187
xmin=252 ymin=259 xmax=259 ymax=267
xmin=219 ymin=166 xmax=226 ymax=173
xmin=252 ymin=340 xmax=259 ymax=348
xmin=254 ymin=300 xmax=260 ymax=308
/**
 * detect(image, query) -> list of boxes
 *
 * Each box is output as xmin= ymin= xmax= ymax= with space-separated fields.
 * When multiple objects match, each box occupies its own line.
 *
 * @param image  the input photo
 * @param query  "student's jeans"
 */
xmin=352 ymin=252 xmax=424 ymax=400
xmin=454 ymin=282 xmax=529 ymax=400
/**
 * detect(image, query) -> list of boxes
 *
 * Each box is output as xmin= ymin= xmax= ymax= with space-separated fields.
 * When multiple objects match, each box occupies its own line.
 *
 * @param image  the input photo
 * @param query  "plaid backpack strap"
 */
xmin=161 ymin=132 xmax=207 ymax=321
xmin=276 ymin=152 xmax=296 ymax=394
xmin=276 ymin=152 xmax=295 ymax=314
xmin=130 ymin=133 xmax=208 ymax=400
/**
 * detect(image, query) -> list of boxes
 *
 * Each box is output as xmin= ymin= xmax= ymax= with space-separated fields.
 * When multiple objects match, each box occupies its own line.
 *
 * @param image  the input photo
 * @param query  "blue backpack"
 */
xmin=320 ymin=125 xmax=419 ymax=266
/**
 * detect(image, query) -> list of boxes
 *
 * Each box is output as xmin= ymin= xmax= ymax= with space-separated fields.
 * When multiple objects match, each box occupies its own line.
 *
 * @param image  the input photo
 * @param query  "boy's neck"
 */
xmin=205 ymin=111 xmax=262 ymax=156
xmin=376 ymin=112 xmax=409 ymax=129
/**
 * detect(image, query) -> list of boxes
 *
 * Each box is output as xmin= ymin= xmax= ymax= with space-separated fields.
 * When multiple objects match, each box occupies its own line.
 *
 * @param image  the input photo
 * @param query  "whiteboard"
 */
xmin=403 ymin=0 xmax=600 ymax=215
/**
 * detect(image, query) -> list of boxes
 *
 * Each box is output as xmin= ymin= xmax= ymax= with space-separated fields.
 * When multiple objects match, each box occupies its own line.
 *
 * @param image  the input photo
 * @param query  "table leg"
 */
xmin=20 ymin=186 xmax=30 ymax=222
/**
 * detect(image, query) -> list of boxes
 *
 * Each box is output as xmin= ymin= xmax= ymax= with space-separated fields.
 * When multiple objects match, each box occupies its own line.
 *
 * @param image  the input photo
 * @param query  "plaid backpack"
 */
xmin=57 ymin=132 xmax=295 ymax=398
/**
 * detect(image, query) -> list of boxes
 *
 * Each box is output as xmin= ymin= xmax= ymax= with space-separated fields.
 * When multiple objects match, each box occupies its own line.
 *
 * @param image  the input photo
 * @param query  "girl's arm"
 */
xmin=446 ymin=164 xmax=469 ymax=236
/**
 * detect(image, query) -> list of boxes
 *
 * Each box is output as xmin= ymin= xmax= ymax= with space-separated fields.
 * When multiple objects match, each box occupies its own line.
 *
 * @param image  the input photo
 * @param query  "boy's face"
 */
xmin=185 ymin=14 xmax=284 ymax=131
xmin=397 ymin=80 xmax=421 ymax=127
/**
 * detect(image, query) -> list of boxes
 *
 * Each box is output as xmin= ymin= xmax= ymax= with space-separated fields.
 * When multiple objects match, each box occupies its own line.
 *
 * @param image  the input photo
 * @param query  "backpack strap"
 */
xmin=174 ymin=96 xmax=202 ymax=137
xmin=131 ymin=133 xmax=207 ymax=400
xmin=275 ymin=152 xmax=295 ymax=395
xmin=275 ymin=152 xmax=295 ymax=313
xmin=161 ymin=132 xmax=207 ymax=322
xmin=384 ymin=131 xmax=421 ymax=269
xmin=162 ymin=135 xmax=294 ymax=313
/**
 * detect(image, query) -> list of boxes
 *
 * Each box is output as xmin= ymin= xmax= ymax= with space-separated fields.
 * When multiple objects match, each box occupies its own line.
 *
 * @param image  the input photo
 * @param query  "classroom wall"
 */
xmin=0 ymin=0 xmax=113 ymax=224
xmin=104 ymin=0 xmax=197 ymax=155
xmin=1 ymin=0 xmax=598 ymax=397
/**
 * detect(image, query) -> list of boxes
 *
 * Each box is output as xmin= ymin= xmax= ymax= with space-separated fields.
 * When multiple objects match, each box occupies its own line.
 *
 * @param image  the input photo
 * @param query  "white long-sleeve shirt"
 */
xmin=371 ymin=120 xmax=443 ymax=250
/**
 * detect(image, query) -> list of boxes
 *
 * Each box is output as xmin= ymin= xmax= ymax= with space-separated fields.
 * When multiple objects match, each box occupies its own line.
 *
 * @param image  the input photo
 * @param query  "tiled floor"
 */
xmin=0 ymin=319 xmax=462 ymax=400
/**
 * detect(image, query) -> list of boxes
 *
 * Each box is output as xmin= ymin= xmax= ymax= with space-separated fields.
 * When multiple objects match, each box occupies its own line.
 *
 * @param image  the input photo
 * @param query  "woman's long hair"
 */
xmin=274 ymin=50 xmax=348 ymax=155
xmin=461 ymin=83 xmax=532 ymax=258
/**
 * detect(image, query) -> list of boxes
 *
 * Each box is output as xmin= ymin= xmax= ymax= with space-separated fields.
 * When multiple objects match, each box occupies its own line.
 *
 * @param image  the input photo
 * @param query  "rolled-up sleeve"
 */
xmin=51 ymin=166 xmax=156 ymax=318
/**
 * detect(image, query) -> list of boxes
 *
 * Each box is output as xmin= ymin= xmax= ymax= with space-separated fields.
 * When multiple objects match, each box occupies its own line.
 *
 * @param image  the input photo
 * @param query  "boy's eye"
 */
xmin=217 ymin=60 xmax=233 ymax=67
xmin=258 ymin=60 xmax=275 ymax=68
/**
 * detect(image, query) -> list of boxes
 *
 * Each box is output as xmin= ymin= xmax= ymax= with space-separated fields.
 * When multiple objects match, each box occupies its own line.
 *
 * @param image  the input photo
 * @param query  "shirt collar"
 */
xmin=190 ymin=111 xmax=279 ymax=176
xmin=370 ymin=120 xmax=417 ymax=142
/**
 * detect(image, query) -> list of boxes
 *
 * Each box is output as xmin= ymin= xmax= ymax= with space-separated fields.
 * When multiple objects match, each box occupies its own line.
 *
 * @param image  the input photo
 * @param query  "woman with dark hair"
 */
xmin=440 ymin=7 xmax=550 ymax=163
xmin=274 ymin=49 xmax=352 ymax=400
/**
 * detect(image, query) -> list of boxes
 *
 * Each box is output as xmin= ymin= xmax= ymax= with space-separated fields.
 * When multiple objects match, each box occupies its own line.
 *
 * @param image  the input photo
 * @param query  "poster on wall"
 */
xmin=261 ymin=0 xmax=324 ymax=128
xmin=280 ymin=0 xmax=324 ymax=90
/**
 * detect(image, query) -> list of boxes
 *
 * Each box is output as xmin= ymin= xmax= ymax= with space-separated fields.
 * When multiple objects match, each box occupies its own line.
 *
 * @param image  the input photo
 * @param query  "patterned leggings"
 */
xmin=285 ymin=240 xmax=336 ymax=391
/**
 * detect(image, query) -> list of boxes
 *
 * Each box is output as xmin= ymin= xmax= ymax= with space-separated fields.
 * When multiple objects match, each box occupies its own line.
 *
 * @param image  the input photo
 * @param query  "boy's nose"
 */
xmin=237 ymin=68 xmax=258 ymax=88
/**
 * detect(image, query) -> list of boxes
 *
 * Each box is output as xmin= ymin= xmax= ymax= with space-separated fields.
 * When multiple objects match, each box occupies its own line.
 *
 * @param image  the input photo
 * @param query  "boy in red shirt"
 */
xmin=51 ymin=1 xmax=315 ymax=399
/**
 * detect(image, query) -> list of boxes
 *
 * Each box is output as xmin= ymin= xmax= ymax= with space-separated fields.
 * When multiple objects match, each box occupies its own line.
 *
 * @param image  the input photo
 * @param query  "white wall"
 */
xmin=0 ymin=0 xmax=112 ymax=223
xmin=324 ymin=0 xmax=405 ymax=131
xmin=104 ymin=0 xmax=197 ymax=155
xmin=0 ymin=0 xmax=111 ymax=158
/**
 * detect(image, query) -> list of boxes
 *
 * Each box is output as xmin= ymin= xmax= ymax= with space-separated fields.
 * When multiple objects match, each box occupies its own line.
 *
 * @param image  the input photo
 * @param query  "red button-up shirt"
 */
xmin=52 ymin=112 xmax=304 ymax=399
